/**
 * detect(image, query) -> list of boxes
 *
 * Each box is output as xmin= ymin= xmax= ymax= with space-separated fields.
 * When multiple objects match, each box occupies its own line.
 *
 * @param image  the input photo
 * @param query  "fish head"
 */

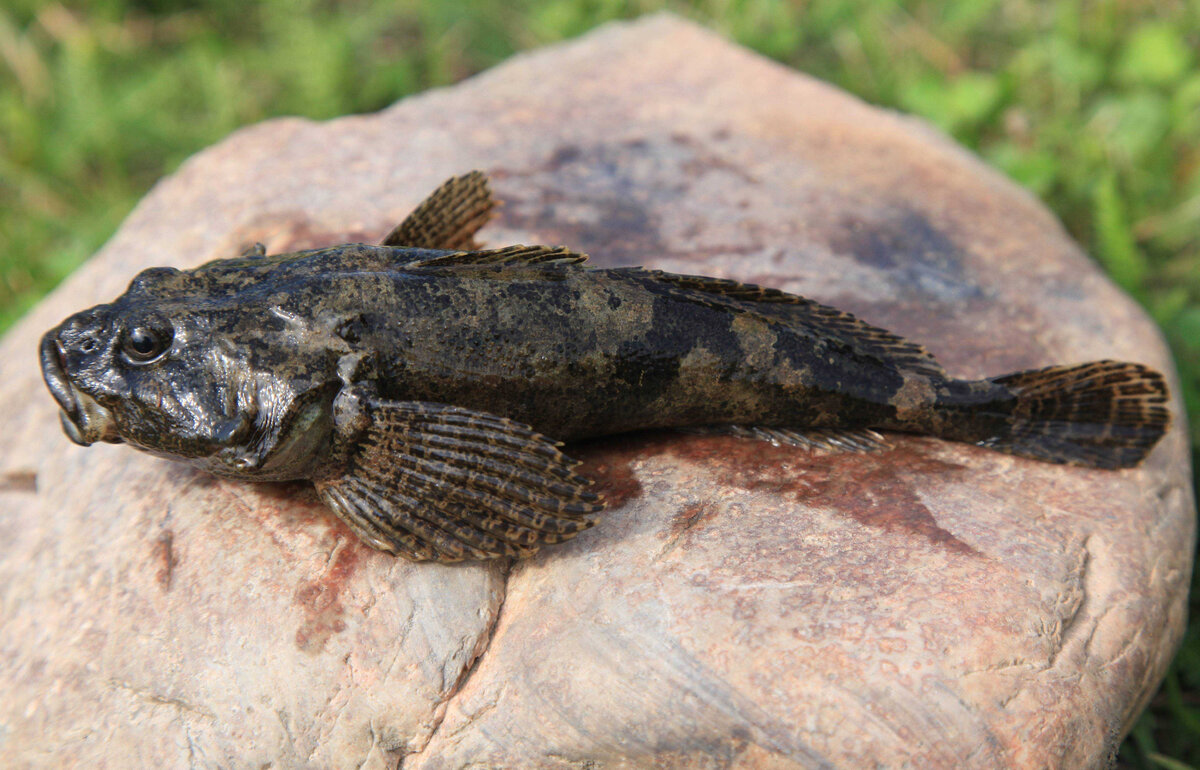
xmin=40 ymin=301 xmax=130 ymax=448
xmin=40 ymin=264 xmax=338 ymax=481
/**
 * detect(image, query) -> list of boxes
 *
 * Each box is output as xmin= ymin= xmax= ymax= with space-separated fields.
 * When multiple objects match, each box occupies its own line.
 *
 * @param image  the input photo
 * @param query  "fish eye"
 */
xmin=121 ymin=326 xmax=172 ymax=364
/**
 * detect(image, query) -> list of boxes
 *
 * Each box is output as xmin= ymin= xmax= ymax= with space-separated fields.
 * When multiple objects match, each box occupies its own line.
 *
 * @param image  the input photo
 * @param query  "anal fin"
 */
xmin=691 ymin=425 xmax=891 ymax=453
xmin=317 ymin=397 xmax=603 ymax=562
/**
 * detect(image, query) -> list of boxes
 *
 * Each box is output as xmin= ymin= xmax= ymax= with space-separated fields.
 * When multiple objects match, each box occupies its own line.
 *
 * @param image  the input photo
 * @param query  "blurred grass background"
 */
xmin=1 ymin=0 xmax=1197 ymax=764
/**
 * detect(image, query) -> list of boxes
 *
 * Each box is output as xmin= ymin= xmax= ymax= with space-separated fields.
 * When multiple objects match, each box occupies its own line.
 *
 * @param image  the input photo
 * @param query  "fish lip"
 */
xmin=59 ymin=409 xmax=89 ymax=446
xmin=40 ymin=331 xmax=121 ymax=446
xmin=40 ymin=332 xmax=78 ymax=421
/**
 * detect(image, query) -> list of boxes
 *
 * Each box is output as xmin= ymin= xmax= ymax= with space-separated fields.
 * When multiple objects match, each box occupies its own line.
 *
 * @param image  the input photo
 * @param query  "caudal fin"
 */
xmin=981 ymin=361 xmax=1169 ymax=469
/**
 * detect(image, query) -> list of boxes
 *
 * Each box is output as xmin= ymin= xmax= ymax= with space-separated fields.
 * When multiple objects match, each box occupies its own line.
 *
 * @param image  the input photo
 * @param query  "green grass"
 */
xmin=1 ymin=0 xmax=1197 ymax=764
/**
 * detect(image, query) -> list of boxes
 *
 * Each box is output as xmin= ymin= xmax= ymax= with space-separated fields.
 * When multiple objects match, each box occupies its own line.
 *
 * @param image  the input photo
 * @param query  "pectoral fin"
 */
xmin=316 ymin=397 xmax=603 ymax=562
xmin=380 ymin=170 xmax=497 ymax=250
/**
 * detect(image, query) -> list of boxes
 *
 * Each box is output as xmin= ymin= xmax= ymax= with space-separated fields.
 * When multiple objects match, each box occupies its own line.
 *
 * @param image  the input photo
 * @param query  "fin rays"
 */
xmin=690 ymin=425 xmax=890 ymax=452
xmin=380 ymin=170 xmax=497 ymax=251
xmin=318 ymin=399 xmax=602 ymax=562
xmin=622 ymin=269 xmax=946 ymax=377
xmin=981 ymin=361 xmax=1169 ymax=469
xmin=402 ymin=244 xmax=589 ymax=269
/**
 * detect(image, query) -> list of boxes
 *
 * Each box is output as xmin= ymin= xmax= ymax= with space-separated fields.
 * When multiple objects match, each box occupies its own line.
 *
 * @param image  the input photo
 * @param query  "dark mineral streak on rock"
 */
xmin=497 ymin=137 xmax=769 ymax=273
xmin=831 ymin=207 xmax=985 ymax=302
xmin=497 ymin=138 xmax=736 ymax=268
xmin=154 ymin=530 xmax=178 ymax=591
xmin=668 ymin=500 xmax=721 ymax=540
xmin=670 ymin=132 xmax=758 ymax=185
xmin=0 ymin=469 xmax=37 ymax=494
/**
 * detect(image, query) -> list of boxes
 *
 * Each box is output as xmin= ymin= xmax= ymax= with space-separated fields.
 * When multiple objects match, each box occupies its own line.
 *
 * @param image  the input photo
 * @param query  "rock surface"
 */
xmin=0 ymin=14 xmax=1194 ymax=769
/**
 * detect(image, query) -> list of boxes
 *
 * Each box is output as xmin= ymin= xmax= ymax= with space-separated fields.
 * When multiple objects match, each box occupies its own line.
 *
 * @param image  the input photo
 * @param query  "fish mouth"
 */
xmin=40 ymin=332 xmax=122 ymax=446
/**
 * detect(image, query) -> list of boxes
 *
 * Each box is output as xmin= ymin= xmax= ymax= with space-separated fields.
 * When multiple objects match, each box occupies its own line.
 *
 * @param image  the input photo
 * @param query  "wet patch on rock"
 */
xmin=666 ymin=434 xmax=979 ymax=556
xmin=574 ymin=435 xmax=648 ymax=509
xmin=293 ymin=538 xmax=364 ymax=653
xmin=573 ymin=430 xmax=979 ymax=556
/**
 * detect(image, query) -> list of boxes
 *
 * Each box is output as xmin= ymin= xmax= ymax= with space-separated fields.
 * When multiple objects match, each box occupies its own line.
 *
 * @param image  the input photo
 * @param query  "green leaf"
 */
xmin=1149 ymin=287 xmax=1191 ymax=328
xmin=985 ymin=142 xmax=1058 ymax=196
xmin=1172 ymin=74 xmax=1200 ymax=137
xmin=1089 ymin=92 xmax=1170 ymax=163
xmin=1117 ymin=23 xmax=1193 ymax=87
xmin=1168 ymin=307 xmax=1200 ymax=447
xmin=1172 ymin=307 xmax=1200 ymax=351
xmin=1149 ymin=752 xmax=1199 ymax=770
xmin=944 ymin=71 xmax=1002 ymax=129
xmin=897 ymin=71 xmax=1001 ymax=135
xmin=1092 ymin=172 xmax=1147 ymax=293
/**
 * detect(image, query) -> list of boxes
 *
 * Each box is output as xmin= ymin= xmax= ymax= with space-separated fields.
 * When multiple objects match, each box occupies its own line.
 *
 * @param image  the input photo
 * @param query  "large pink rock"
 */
xmin=0 ymin=14 xmax=1192 ymax=769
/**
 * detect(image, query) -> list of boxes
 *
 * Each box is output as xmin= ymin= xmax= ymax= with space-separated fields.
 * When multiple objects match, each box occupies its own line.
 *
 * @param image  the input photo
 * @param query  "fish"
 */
xmin=39 ymin=172 xmax=1171 ymax=562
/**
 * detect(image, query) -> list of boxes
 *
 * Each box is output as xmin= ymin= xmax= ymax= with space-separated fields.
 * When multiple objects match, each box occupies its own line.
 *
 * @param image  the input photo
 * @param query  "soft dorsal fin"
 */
xmin=625 ymin=269 xmax=946 ymax=378
xmin=380 ymin=171 xmax=497 ymax=250
xmin=402 ymin=244 xmax=589 ymax=269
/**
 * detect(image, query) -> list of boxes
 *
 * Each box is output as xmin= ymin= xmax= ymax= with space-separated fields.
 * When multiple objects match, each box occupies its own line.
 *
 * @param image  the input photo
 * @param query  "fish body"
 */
xmin=40 ymin=173 xmax=1171 ymax=561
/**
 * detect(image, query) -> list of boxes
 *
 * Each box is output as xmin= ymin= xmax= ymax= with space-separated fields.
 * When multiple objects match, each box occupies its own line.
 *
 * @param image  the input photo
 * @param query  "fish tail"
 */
xmin=978 ymin=360 xmax=1169 ymax=469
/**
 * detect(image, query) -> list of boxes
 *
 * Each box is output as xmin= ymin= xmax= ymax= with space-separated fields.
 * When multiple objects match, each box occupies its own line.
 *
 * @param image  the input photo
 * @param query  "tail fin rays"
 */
xmin=980 ymin=361 xmax=1169 ymax=469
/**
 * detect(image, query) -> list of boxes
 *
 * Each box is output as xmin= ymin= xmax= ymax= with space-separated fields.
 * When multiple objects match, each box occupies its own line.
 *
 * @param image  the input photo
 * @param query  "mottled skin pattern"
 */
xmin=41 ymin=247 xmax=998 ymax=470
xmin=39 ymin=173 xmax=1170 ymax=561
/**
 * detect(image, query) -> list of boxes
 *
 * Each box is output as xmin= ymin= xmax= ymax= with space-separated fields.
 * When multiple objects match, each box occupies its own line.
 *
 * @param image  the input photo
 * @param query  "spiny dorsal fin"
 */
xmin=380 ymin=171 xmax=497 ymax=250
xmin=316 ymin=398 xmax=602 ymax=562
xmin=402 ymin=244 xmax=589 ymax=269
xmin=626 ymin=269 xmax=946 ymax=378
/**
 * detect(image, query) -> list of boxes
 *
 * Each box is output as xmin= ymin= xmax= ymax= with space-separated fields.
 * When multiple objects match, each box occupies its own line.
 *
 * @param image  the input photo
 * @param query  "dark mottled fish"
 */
xmin=40 ymin=173 xmax=1171 ymax=561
